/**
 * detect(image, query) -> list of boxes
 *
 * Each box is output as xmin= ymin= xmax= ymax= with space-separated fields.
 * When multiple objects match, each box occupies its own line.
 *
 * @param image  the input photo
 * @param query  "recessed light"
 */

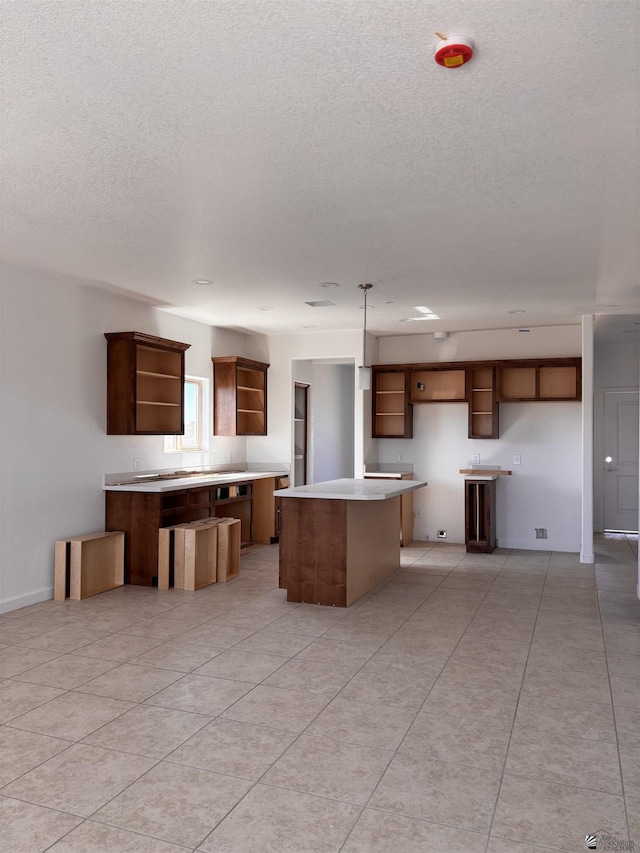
xmin=359 ymin=304 xmax=375 ymax=309
xmin=302 ymin=324 xmax=318 ymax=329
xmin=319 ymin=282 xmax=340 ymax=288
xmin=192 ymin=279 xmax=215 ymax=286
xmin=258 ymin=306 xmax=274 ymax=311
xmin=400 ymin=314 xmax=439 ymax=321
xmin=508 ymin=309 xmax=525 ymax=315
xmin=385 ymin=301 xmax=394 ymax=305
xmin=415 ymin=306 xmax=434 ymax=314
xmin=305 ymin=300 xmax=336 ymax=307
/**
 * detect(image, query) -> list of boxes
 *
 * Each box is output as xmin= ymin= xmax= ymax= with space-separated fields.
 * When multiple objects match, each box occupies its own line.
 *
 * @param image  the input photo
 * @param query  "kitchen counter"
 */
xmin=104 ymin=470 xmax=287 ymax=492
xmin=274 ymin=477 xmax=427 ymax=501
xmin=278 ymin=478 xmax=428 ymax=607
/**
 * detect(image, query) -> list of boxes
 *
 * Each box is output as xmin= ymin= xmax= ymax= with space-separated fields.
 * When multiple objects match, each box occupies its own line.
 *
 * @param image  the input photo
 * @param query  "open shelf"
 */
xmin=411 ymin=369 xmax=466 ymax=402
xmin=212 ymin=356 xmax=269 ymax=436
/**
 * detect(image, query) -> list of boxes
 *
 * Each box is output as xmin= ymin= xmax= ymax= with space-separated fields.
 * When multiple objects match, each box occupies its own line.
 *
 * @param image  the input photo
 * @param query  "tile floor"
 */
xmin=0 ymin=534 xmax=638 ymax=853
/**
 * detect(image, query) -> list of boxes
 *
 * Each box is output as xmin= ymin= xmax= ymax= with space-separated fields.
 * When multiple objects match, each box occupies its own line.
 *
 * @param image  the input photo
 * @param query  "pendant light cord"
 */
xmin=359 ymin=283 xmax=372 ymax=367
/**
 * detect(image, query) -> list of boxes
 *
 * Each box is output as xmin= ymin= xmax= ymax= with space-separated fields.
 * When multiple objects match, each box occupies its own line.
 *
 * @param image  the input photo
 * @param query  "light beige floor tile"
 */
xmin=0 ymin=796 xmax=82 ymax=853
xmin=70 ymin=632 xmax=164 ymax=662
xmin=295 ymin=637 xmax=379 ymax=666
xmin=19 ymin=626 xmax=109 ymax=652
xmin=76 ymin=663 xmax=184 ymax=702
xmin=505 ymin=727 xmax=622 ymax=793
xmin=145 ymin=673 xmax=253 ymax=716
xmin=233 ymin=629 xmax=316 ymax=657
xmin=342 ymin=809 xmax=488 ymax=853
xmin=193 ymin=649 xmax=287 ymax=682
xmin=0 ymin=727 xmax=72 ymax=786
xmin=521 ymin=664 xmax=612 ymax=706
xmin=220 ymin=684 xmax=332 ymax=732
xmin=120 ymin=617 xmax=204 ymax=641
xmin=614 ymin=705 xmax=640 ymax=748
xmin=173 ymin=623 xmax=257 ymax=648
xmin=7 ymin=690 xmax=134 ymax=740
xmin=526 ymin=643 xmax=608 ymax=675
xmin=532 ymin=624 xmax=605 ymax=653
xmin=130 ymin=640 xmax=224 ymax=672
xmin=0 ymin=680 xmax=65 ymax=723
xmin=2 ymin=743 xmax=155 ymax=816
xmin=487 ymin=838 xmax=570 ymax=852
xmin=337 ymin=667 xmax=436 ymax=712
xmin=627 ymin=796 xmax=640 ymax=847
xmin=492 ymin=774 xmax=627 ymax=852
xmin=514 ymin=693 xmax=617 ymax=743
xmin=0 ymin=646 xmax=61 ymax=678
xmin=620 ymin=745 xmax=640 ymax=798
xmin=168 ymin=717 xmax=295 ymax=779
xmin=94 ymin=761 xmax=251 ymax=848
xmin=267 ymin=608 xmax=347 ymax=637
xmin=370 ymin=752 xmax=501 ymax=832
xmin=47 ymin=820 xmax=191 ymax=852
xmin=13 ymin=654 xmax=118 ymax=689
xmin=306 ymin=697 xmax=414 ymax=750
xmin=262 ymin=658 xmax=358 ymax=696
xmin=0 ymin=622 xmax=54 ymax=644
xmin=423 ymin=680 xmax=520 ymax=728
xmin=401 ymin=711 xmax=512 ymax=772
xmin=263 ymin=734 xmax=392 ymax=804
xmin=450 ymin=635 xmax=531 ymax=666
xmin=609 ymin=675 xmax=640 ymax=709
xmin=82 ymin=703 xmax=211 ymax=758
xmin=438 ymin=657 xmax=525 ymax=691
xmin=199 ymin=783 xmax=361 ymax=853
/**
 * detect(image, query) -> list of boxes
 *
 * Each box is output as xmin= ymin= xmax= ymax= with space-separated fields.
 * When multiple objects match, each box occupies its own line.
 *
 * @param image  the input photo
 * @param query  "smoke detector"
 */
xmin=434 ymin=34 xmax=475 ymax=68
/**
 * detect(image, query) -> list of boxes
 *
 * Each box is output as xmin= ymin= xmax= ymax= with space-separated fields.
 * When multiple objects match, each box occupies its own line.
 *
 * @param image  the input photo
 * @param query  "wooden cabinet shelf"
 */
xmin=468 ymin=365 xmax=498 ymax=439
xmin=497 ymin=360 xmax=581 ymax=402
xmin=411 ymin=369 xmax=466 ymax=403
xmin=372 ymin=368 xmax=413 ymax=438
xmin=212 ymin=356 xmax=269 ymax=436
xmin=105 ymin=332 xmax=190 ymax=435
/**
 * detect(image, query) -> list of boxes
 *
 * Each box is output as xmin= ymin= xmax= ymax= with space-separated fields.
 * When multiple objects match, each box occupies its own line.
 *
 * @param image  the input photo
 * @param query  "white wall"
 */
xmin=311 ymin=363 xmax=355 ymax=483
xmin=0 ymin=264 xmax=252 ymax=612
xmin=374 ymin=326 xmax=583 ymax=551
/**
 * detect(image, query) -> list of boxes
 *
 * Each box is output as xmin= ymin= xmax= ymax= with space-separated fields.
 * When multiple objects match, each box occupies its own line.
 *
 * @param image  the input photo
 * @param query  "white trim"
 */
xmin=1 ymin=586 xmax=54 ymax=615
xmin=581 ymin=316 xmax=595 ymax=564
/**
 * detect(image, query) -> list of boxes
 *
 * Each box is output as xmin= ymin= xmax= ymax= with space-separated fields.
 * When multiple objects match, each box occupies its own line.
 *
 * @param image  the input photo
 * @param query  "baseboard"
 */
xmin=0 ymin=586 xmax=54 ymax=615
xmin=500 ymin=539 xmax=580 ymax=553
xmin=580 ymin=550 xmax=595 ymax=564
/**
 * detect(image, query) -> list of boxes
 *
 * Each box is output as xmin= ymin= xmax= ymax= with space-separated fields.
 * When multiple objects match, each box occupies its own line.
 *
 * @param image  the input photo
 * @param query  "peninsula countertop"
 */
xmin=274 ymin=477 xmax=427 ymax=501
xmin=103 ymin=470 xmax=288 ymax=493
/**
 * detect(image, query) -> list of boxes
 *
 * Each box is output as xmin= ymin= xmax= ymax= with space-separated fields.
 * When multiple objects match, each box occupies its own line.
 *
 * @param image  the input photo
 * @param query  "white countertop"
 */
xmin=274 ymin=477 xmax=428 ymax=501
xmin=104 ymin=470 xmax=287 ymax=493
xmin=464 ymin=475 xmax=499 ymax=481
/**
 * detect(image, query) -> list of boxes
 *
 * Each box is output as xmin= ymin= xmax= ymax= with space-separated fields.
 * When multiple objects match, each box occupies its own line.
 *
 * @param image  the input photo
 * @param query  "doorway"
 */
xmin=603 ymin=390 xmax=639 ymax=532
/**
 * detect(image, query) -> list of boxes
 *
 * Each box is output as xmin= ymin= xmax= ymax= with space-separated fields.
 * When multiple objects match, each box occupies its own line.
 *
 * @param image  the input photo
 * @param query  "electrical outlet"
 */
xmin=471 ymin=453 xmax=480 ymax=464
xmin=398 ymin=453 xmax=404 ymax=462
xmin=415 ymin=508 xmax=421 ymax=519
xmin=535 ymin=528 xmax=547 ymax=539
xmin=133 ymin=457 xmax=140 ymax=469
xmin=513 ymin=453 xmax=521 ymax=465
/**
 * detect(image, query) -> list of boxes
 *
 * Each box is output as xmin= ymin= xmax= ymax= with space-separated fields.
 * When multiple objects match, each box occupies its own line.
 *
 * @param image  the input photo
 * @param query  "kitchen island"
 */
xmin=276 ymin=477 xmax=427 ymax=607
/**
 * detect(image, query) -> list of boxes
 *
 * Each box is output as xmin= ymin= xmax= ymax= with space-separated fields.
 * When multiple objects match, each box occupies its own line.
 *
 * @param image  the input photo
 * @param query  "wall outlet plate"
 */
xmin=437 ymin=529 xmax=447 ymax=539
xmin=471 ymin=453 xmax=480 ymax=464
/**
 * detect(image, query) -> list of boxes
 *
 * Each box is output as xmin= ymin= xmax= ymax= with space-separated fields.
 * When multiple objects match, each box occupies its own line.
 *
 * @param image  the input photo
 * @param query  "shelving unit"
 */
xmin=105 ymin=332 xmax=190 ymax=435
xmin=465 ymin=477 xmax=497 ymax=553
xmin=212 ymin=356 xmax=269 ymax=435
xmin=468 ymin=365 xmax=498 ymax=439
xmin=497 ymin=361 xmax=581 ymax=402
xmin=294 ymin=383 xmax=309 ymax=485
xmin=372 ymin=368 xmax=413 ymax=438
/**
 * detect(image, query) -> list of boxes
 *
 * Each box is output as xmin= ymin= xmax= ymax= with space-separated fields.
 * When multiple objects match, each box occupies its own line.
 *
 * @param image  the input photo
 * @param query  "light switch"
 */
xmin=471 ymin=453 xmax=480 ymax=464
xmin=513 ymin=454 xmax=521 ymax=465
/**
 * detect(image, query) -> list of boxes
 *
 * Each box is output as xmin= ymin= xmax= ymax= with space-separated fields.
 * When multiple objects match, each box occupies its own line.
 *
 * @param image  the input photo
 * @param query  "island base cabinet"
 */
xmin=279 ymin=497 xmax=400 ymax=606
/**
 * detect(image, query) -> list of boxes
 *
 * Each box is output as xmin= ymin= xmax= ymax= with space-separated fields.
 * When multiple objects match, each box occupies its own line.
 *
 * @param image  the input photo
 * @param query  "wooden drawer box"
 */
xmin=54 ymin=531 xmax=124 ymax=601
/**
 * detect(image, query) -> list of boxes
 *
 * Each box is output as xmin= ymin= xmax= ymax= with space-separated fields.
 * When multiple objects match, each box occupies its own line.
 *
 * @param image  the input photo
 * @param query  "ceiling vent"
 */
xmin=304 ymin=300 xmax=336 ymax=308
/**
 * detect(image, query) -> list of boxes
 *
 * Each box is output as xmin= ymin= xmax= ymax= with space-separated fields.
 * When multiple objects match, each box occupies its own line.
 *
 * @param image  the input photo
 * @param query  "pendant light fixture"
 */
xmin=358 ymin=282 xmax=373 ymax=390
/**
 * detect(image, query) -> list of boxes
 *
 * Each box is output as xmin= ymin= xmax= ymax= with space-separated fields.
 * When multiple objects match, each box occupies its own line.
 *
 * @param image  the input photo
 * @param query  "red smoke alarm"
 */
xmin=434 ymin=34 xmax=475 ymax=68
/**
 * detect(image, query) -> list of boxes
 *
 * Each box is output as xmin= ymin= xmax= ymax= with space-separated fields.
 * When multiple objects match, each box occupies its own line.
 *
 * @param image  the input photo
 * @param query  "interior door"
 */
xmin=603 ymin=390 xmax=639 ymax=532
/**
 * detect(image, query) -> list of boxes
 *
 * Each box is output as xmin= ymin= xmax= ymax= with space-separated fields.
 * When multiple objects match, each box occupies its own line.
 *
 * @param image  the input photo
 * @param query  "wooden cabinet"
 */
xmin=253 ymin=475 xmax=290 ymax=544
xmin=465 ymin=478 xmax=496 ymax=553
xmin=497 ymin=360 xmax=581 ymax=401
xmin=104 ymin=332 xmax=190 ymax=435
xmin=212 ymin=356 xmax=269 ymax=435
xmin=106 ymin=479 xmax=255 ymax=585
xmin=468 ymin=365 xmax=499 ymax=439
xmin=411 ymin=369 xmax=466 ymax=403
xmin=364 ymin=473 xmax=414 ymax=546
xmin=372 ymin=368 xmax=413 ymax=438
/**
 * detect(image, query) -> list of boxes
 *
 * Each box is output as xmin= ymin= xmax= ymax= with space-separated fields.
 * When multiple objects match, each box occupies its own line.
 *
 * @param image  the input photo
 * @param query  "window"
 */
xmin=164 ymin=376 xmax=209 ymax=452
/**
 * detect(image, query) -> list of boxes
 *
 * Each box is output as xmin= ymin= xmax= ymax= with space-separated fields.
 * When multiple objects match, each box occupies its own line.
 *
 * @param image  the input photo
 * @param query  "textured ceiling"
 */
xmin=2 ymin=1 xmax=639 ymax=337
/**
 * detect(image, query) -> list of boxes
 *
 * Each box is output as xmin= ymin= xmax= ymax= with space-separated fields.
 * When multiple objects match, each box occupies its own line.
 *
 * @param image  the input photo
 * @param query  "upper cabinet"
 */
xmin=497 ymin=360 xmax=581 ymax=402
xmin=372 ymin=357 xmax=581 ymax=440
xmin=372 ymin=367 xmax=413 ymax=438
xmin=105 ymin=332 xmax=190 ymax=435
xmin=212 ymin=356 xmax=269 ymax=436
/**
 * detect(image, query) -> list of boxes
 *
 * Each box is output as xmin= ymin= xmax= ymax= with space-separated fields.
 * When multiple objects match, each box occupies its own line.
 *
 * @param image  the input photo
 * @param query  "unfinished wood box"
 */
xmin=214 ymin=517 xmax=241 ymax=582
xmin=158 ymin=521 xmax=218 ymax=591
xmin=54 ymin=531 xmax=124 ymax=601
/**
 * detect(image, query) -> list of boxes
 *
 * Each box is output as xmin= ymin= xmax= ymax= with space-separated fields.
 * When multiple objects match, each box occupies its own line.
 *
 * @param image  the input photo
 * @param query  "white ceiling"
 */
xmin=2 ymin=1 xmax=639 ymax=339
